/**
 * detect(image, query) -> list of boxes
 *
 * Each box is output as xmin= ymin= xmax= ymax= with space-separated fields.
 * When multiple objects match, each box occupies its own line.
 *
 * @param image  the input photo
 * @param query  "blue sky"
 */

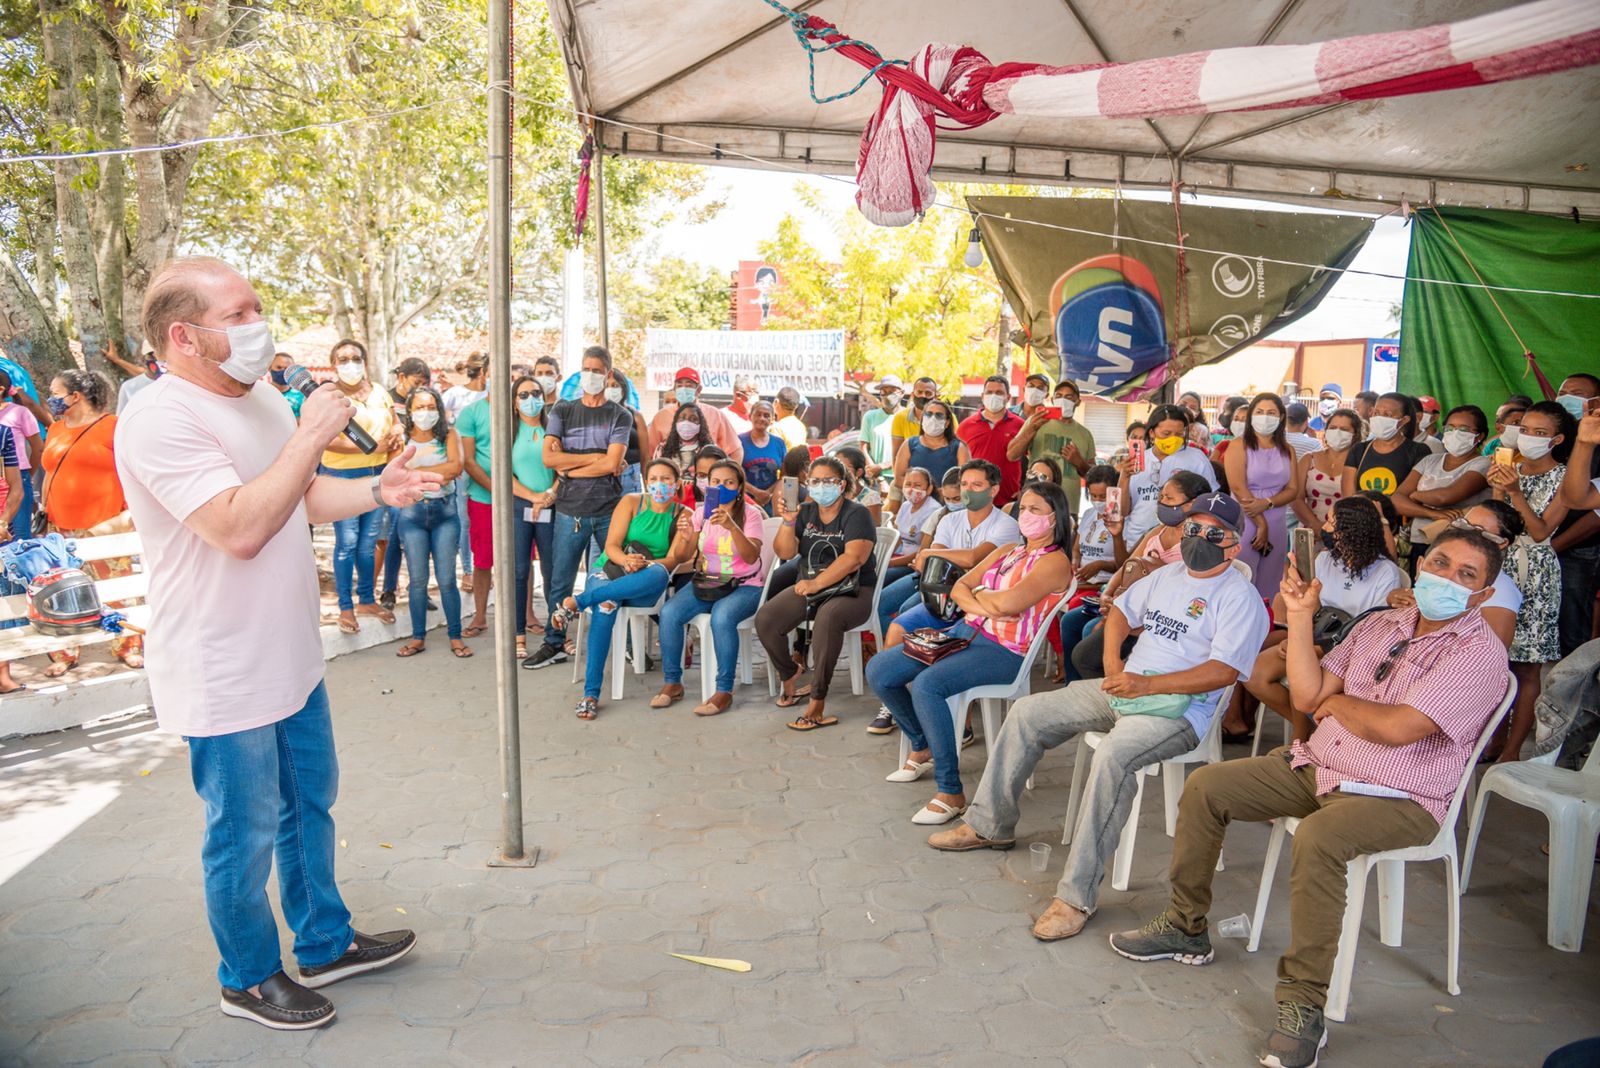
xmin=652 ymin=167 xmax=1409 ymax=343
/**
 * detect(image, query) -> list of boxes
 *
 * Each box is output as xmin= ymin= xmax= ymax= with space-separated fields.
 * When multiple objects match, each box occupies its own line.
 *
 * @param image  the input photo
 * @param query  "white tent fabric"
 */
xmin=546 ymin=0 xmax=1600 ymax=216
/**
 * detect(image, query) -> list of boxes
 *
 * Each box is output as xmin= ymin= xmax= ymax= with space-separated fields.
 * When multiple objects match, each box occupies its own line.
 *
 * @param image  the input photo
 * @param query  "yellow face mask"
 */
xmin=1153 ymin=435 xmax=1185 ymax=456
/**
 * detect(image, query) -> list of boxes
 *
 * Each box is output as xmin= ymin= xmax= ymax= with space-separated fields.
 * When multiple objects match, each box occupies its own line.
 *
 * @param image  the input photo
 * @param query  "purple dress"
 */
xmin=1237 ymin=446 xmax=1291 ymax=600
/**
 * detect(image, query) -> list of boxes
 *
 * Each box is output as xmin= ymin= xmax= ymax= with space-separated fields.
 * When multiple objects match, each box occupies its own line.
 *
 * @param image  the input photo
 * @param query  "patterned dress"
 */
xmin=1304 ymin=459 xmax=1343 ymax=525
xmin=1507 ymin=464 xmax=1564 ymax=664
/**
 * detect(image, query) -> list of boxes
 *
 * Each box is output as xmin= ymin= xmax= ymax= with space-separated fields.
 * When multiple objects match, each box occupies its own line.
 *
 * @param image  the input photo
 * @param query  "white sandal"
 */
xmin=885 ymin=759 xmax=933 ymax=783
xmin=911 ymin=798 xmax=966 ymax=825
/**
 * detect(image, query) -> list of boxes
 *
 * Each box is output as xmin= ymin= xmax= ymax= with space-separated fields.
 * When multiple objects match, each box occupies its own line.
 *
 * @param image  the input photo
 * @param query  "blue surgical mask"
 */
xmin=1557 ymin=394 xmax=1587 ymax=420
xmin=675 ymin=386 xmax=697 ymax=405
xmin=1413 ymin=570 xmax=1473 ymax=621
xmin=47 ymin=396 xmax=69 ymax=417
xmin=518 ymin=394 xmax=544 ymax=418
xmin=647 ymin=481 xmax=675 ymax=504
xmin=808 ymin=481 xmax=842 ymax=506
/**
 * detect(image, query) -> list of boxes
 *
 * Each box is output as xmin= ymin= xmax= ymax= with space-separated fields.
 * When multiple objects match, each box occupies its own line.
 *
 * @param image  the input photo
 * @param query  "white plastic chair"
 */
xmin=689 ymin=516 xmax=782 ymax=703
xmin=1246 ymin=679 xmax=1515 ymax=1022
xmin=569 ymin=566 xmax=678 ymax=702
xmin=893 ymin=584 xmax=1074 ymax=774
xmin=1061 ymin=684 xmax=1235 ymax=892
xmin=842 ymin=528 xmax=899 ymax=696
xmin=1462 ymin=738 xmax=1600 ymax=952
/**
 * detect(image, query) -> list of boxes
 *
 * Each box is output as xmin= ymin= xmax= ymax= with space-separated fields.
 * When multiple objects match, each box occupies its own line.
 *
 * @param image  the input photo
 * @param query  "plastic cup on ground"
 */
xmin=1029 ymin=842 xmax=1051 ymax=873
xmin=1216 ymin=913 xmax=1251 ymax=939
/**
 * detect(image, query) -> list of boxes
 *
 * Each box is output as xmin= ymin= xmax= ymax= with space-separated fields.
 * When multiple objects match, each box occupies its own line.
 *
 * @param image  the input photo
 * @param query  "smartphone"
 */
xmin=1103 ymin=492 xmax=1121 ymax=524
xmin=1129 ymin=439 xmax=1146 ymax=474
xmin=1494 ymin=445 xmax=1515 ymax=468
xmin=702 ymin=484 xmax=733 ymax=518
xmin=1043 ymin=406 xmax=1063 ymax=420
xmin=1291 ymin=526 xmax=1315 ymax=583
xmin=782 ymin=476 xmax=800 ymax=513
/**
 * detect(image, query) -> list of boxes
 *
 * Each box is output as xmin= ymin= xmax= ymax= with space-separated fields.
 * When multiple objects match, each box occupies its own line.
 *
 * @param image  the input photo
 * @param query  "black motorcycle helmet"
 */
xmin=27 ymin=567 xmax=104 ymax=636
xmin=919 ymin=555 xmax=968 ymax=622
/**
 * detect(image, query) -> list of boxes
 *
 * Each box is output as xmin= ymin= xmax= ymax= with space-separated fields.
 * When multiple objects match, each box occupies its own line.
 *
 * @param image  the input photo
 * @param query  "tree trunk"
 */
xmin=92 ymin=46 xmax=128 ymax=361
xmin=1 ymin=255 xmax=74 ymax=379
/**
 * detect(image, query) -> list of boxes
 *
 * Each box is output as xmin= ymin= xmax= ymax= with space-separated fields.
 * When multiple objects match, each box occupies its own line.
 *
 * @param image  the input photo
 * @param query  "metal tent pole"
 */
xmin=487 ymin=0 xmax=534 ymax=868
xmin=594 ymin=147 xmax=610 ymax=348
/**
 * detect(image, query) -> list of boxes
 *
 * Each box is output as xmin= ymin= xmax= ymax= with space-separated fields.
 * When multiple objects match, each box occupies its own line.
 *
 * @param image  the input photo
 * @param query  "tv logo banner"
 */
xmin=644 ymin=328 xmax=846 ymax=396
xmin=970 ymin=196 xmax=1372 ymax=400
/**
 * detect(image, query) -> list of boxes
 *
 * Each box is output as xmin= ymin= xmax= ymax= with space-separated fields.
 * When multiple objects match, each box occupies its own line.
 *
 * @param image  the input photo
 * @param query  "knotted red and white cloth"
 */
xmin=823 ymin=0 xmax=1600 ymax=225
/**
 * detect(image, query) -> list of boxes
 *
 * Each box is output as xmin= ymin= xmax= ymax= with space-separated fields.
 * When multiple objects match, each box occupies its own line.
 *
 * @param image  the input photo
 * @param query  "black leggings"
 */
xmin=755 ymin=586 xmax=873 ymax=701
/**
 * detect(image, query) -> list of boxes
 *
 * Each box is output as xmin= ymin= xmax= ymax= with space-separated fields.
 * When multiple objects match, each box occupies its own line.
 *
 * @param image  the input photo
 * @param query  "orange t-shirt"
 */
xmin=42 ymin=415 xmax=125 ymax=531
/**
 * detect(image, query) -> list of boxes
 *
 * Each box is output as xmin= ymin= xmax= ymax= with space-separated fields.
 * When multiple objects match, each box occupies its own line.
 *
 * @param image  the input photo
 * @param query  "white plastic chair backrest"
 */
xmin=1230 ymin=559 xmax=1253 ymax=582
xmin=1583 ymin=737 xmax=1600 ymax=777
xmin=1440 ymin=678 xmax=1518 ymax=824
xmin=1397 ymin=567 xmax=1412 ymax=590
xmin=756 ymin=514 xmax=782 ymax=577
xmin=861 ymin=528 xmax=897 ymax=625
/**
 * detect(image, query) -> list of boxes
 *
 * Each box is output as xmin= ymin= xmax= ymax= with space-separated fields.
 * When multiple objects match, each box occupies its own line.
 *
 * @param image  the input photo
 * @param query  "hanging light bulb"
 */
xmin=963 ymin=226 xmax=984 ymax=268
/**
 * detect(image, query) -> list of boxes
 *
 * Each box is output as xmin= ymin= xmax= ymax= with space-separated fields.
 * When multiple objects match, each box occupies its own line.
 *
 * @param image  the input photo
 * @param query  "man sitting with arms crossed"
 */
xmin=929 ymin=493 xmax=1268 ymax=937
xmin=1110 ymin=525 xmax=1510 ymax=1068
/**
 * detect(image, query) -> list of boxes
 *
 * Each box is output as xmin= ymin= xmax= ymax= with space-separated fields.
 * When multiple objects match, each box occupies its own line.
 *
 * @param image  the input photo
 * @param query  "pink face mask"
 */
xmin=1018 ymin=509 xmax=1053 ymax=540
xmin=904 ymin=488 xmax=928 ymax=507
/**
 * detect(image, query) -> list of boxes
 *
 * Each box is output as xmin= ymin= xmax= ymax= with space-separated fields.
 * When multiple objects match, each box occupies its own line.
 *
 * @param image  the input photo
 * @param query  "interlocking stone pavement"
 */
xmin=1 ymin=637 xmax=1596 ymax=1066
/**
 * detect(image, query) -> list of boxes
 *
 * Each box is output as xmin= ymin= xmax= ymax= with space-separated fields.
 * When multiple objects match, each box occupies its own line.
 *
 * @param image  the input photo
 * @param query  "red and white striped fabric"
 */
xmin=833 ymin=0 xmax=1600 ymax=225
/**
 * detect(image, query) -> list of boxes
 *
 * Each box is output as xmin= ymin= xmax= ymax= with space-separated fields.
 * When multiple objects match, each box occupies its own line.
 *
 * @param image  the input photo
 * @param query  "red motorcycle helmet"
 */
xmin=26 ymin=568 xmax=103 ymax=636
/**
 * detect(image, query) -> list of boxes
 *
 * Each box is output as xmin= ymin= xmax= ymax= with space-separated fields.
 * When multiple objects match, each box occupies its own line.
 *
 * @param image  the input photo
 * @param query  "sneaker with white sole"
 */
xmin=867 ymin=709 xmax=896 ymax=734
xmin=521 ymin=643 xmax=568 ymax=670
xmin=961 ymin=725 xmax=977 ymax=749
xmin=1259 ymin=1001 xmax=1327 ymax=1068
xmin=1108 ymin=912 xmax=1215 ymax=965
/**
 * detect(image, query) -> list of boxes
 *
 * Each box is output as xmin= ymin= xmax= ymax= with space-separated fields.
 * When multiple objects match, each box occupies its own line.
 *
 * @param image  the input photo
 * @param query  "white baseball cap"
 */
xmin=875 ymin=374 xmax=905 ymax=393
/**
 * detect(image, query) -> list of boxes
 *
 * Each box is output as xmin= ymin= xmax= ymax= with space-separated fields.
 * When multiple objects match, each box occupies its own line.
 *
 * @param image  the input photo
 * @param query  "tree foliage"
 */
xmin=610 ymin=254 xmax=731 ymax=331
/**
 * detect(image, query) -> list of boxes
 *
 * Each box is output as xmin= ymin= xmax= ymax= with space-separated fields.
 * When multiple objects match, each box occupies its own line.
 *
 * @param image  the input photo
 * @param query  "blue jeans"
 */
xmin=1057 ymin=603 xmax=1102 ymax=684
xmin=620 ymin=462 xmax=642 ymax=495
xmin=321 ymin=464 xmax=385 ymax=611
xmin=658 ymin=582 xmax=763 ymax=693
xmin=186 ymin=683 xmax=354 ymax=990
xmin=379 ymin=505 xmax=403 ymax=597
xmin=866 ymin=627 xmax=1023 ymax=796
xmin=397 ymin=495 xmax=462 ymax=640
xmin=514 ymin=512 xmax=555 ymax=637
xmin=544 ymin=511 xmax=615 ymax=649
xmin=454 ymin=474 xmax=474 ymax=575
xmin=577 ymin=564 xmax=670 ymax=699
xmin=878 ymin=572 xmax=921 ymax=636
xmin=8 ymin=476 xmax=34 ymax=540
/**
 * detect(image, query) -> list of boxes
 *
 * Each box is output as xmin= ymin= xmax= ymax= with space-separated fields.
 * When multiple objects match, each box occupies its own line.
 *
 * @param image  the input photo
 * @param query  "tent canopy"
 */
xmin=547 ymin=0 xmax=1600 ymax=215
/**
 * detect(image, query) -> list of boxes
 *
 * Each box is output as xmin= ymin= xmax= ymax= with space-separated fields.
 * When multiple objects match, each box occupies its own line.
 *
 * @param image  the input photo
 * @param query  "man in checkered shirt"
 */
xmin=1110 ymin=526 xmax=1511 ymax=1068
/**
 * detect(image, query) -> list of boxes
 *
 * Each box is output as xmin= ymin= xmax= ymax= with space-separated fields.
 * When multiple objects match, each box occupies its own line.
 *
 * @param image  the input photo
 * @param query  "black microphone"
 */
xmin=284 ymin=364 xmax=377 ymax=454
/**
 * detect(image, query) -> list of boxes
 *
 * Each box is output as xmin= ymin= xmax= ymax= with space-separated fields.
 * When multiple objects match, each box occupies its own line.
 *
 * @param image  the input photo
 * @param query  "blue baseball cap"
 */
xmin=1188 ymin=492 xmax=1244 ymax=533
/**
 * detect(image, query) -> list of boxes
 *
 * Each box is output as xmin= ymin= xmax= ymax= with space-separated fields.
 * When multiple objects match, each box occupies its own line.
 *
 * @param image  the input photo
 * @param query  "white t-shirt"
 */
xmin=720 ymin=403 xmax=752 ymax=438
xmin=116 ymin=372 xmax=159 ymax=414
xmin=1314 ymin=552 xmax=1403 ymax=616
xmin=934 ymin=505 xmax=1022 ymax=552
xmin=894 ymin=494 xmax=940 ymax=556
xmin=1077 ymin=503 xmax=1115 ymax=582
xmin=1406 ymin=453 xmax=1491 ymax=540
xmin=1126 ymin=446 xmax=1216 ymax=546
xmin=1116 ymin=562 xmax=1270 ymax=737
xmin=115 ymin=377 xmax=324 ymax=737
xmin=1286 ymin=431 xmax=1323 ymax=458
xmin=442 ymin=384 xmax=486 ymax=425
xmin=1483 ymin=568 xmax=1523 ymax=614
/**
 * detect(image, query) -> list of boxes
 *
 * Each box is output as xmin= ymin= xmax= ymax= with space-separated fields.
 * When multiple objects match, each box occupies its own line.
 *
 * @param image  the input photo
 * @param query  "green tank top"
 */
xmin=596 ymin=494 xmax=677 ymax=567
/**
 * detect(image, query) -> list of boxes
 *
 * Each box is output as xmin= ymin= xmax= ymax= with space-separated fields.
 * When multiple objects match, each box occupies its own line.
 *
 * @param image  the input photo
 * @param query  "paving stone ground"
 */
xmin=0 ymin=637 xmax=1595 ymax=1067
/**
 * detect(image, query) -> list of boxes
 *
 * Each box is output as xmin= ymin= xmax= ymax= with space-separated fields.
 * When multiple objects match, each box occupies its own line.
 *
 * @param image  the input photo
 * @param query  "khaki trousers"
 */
xmin=1164 ymin=748 xmax=1438 ymax=1008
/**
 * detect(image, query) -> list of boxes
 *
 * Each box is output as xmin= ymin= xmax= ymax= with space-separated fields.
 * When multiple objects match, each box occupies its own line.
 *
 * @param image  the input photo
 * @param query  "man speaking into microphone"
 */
xmin=115 ymin=258 xmax=439 ymax=1030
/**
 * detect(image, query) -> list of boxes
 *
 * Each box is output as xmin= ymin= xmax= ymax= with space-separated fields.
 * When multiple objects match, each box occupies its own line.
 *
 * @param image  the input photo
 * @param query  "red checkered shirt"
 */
xmin=1290 ymin=606 xmax=1509 ymax=823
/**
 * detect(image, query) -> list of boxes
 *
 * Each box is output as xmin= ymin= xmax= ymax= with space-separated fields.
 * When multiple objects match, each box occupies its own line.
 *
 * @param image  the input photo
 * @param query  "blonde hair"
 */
xmin=141 ymin=257 xmax=237 ymax=356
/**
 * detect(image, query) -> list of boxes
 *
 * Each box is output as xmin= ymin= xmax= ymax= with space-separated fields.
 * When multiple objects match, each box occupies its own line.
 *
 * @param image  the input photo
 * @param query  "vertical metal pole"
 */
xmin=594 ymin=146 xmax=610 ymax=348
xmin=486 ymin=0 xmax=532 ymax=867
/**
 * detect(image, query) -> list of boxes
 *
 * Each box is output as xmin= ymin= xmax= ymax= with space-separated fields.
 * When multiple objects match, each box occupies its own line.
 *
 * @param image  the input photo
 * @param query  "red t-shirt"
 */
xmin=957 ymin=409 xmax=1025 ymax=505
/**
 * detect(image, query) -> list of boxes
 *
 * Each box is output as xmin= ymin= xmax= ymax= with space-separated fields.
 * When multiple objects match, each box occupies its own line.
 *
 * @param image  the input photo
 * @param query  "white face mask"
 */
xmin=1368 ymin=415 xmax=1400 ymax=440
xmin=1024 ymin=387 xmax=1047 ymax=407
xmin=1251 ymin=414 xmax=1281 ymax=436
xmin=1442 ymin=428 xmax=1477 ymax=456
xmin=336 ymin=360 xmax=367 ymax=386
xmin=1500 ymin=425 xmax=1521 ymax=448
xmin=189 ymin=320 xmax=278 ymax=384
xmin=535 ymin=374 xmax=557 ymax=394
xmin=411 ymin=409 xmax=439 ymax=430
xmin=1056 ymin=398 xmax=1076 ymax=419
xmin=982 ymin=393 xmax=1007 ymax=413
xmin=579 ymin=370 xmax=606 ymax=395
xmin=1318 ymin=398 xmax=1339 ymax=416
xmin=1230 ymin=419 xmax=1247 ymax=439
xmin=604 ymin=386 xmax=623 ymax=404
xmin=1517 ymin=434 xmax=1554 ymax=459
xmin=922 ymin=416 xmax=947 ymax=437
xmin=1323 ymin=428 xmax=1354 ymax=451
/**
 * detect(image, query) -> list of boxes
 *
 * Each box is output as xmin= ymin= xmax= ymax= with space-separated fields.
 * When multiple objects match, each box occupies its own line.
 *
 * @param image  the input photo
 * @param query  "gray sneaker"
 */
xmin=1107 ymin=912 xmax=1215 ymax=965
xmin=1259 ymin=1001 xmax=1327 ymax=1068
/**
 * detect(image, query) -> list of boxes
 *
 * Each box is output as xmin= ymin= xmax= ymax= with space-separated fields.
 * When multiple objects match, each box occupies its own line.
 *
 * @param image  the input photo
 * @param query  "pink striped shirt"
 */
xmin=1290 ymin=606 xmax=1509 ymax=823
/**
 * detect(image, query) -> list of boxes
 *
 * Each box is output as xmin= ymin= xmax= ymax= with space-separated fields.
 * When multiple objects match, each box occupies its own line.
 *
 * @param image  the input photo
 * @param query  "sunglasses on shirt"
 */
xmin=1374 ymin=637 xmax=1413 ymax=684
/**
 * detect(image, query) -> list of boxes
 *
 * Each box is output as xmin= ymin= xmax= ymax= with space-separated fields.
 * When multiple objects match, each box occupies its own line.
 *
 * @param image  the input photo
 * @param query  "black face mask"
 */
xmin=1321 ymin=529 xmax=1336 ymax=550
xmin=1157 ymin=502 xmax=1187 ymax=528
xmin=1180 ymin=534 xmax=1227 ymax=572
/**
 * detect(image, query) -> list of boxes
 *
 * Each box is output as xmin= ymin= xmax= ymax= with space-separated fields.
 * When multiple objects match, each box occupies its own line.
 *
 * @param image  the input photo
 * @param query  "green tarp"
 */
xmin=1400 ymin=206 xmax=1600 ymax=412
xmin=968 ymin=195 xmax=1373 ymax=399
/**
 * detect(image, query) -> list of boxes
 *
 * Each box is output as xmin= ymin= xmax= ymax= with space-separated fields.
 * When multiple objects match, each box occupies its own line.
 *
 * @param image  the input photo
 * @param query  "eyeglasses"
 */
xmin=1181 ymin=520 xmax=1236 ymax=546
xmin=1374 ymin=637 xmax=1412 ymax=683
xmin=1449 ymin=517 xmax=1507 ymax=547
